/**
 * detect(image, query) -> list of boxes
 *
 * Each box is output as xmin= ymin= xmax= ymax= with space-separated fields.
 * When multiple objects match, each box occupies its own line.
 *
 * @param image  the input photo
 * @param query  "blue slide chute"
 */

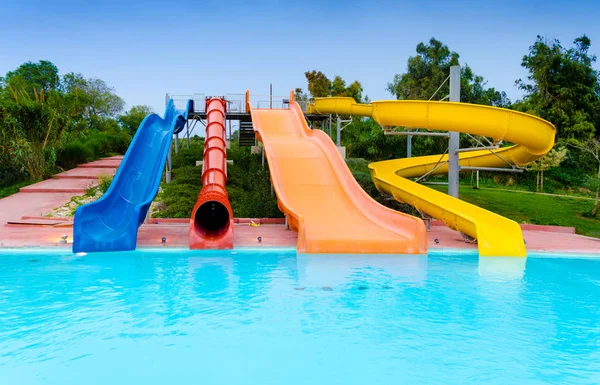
xmin=73 ymin=99 xmax=191 ymax=253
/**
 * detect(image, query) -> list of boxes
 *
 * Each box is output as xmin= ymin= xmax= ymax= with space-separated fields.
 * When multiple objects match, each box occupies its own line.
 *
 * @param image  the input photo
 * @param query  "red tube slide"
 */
xmin=189 ymin=97 xmax=234 ymax=249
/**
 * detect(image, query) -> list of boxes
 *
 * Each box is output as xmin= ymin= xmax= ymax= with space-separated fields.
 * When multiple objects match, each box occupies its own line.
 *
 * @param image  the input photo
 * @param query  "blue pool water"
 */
xmin=1 ymin=248 xmax=599 ymax=384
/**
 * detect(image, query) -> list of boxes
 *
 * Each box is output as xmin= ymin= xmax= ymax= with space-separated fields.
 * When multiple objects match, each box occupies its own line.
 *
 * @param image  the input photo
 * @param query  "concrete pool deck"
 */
xmin=0 ymin=156 xmax=598 ymax=255
xmin=1 ymin=220 xmax=598 ymax=255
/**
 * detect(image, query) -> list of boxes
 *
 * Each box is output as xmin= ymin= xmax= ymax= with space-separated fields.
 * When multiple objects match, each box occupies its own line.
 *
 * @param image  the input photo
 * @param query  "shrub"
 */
xmin=153 ymin=183 xmax=199 ymax=218
xmin=0 ymin=153 xmax=28 ymax=187
xmin=56 ymin=141 xmax=94 ymax=170
xmin=98 ymin=174 xmax=113 ymax=194
xmin=56 ymin=131 xmax=131 ymax=171
xmin=172 ymin=140 xmax=204 ymax=169
xmin=171 ymin=166 xmax=203 ymax=186
xmin=154 ymin=141 xmax=284 ymax=219
xmin=352 ymin=170 xmax=379 ymax=197
xmin=83 ymin=131 xmax=130 ymax=157
xmin=346 ymin=158 xmax=371 ymax=174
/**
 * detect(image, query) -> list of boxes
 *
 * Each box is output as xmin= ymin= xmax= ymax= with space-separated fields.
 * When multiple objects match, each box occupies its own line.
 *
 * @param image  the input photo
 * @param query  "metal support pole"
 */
xmin=448 ymin=65 xmax=461 ymax=198
xmin=336 ymin=116 xmax=341 ymax=146
xmin=166 ymin=141 xmax=172 ymax=183
xmin=175 ymin=133 xmax=179 ymax=154
xmin=186 ymin=121 xmax=190 ymax=149
xmin=261 ymin=145 xmax=265 ymax=170
xmin=476 ymin=170 xmax=480 ymax=189
xmin=329 ymin=114 xmax=332 ymax=138
xmin=407 ymin=134 xmax=412 ymax=158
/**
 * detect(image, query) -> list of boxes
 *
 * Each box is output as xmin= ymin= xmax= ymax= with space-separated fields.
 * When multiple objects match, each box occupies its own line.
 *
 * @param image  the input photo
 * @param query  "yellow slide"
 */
xmin=308 ymin=97 xmax=556 ymax=257
xmin=250 ymin=100 xmax=427 ymax=254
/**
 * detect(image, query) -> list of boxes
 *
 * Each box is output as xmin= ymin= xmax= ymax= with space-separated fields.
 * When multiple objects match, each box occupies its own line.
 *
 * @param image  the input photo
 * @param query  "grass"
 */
xmin=345 ymin=156 xmax=598 ymax=237
xmin=0 ymin=180 xmax=34 ymax=199
xmin=431 ymin=185 xmax=600 ymax=238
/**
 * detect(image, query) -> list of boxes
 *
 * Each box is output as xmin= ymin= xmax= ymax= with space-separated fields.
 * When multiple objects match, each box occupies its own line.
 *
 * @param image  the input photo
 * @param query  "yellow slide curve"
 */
xmin=308 ymin=97 xmax=556 ymax=257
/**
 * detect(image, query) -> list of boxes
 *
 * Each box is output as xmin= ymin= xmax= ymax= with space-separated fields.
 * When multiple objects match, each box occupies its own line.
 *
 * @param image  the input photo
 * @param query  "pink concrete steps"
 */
xmin=78 ymin=159 xmax=122 ymax=169
xmin=6 ymin=218 xmax=67 ymax=226
xmin=0 ymin=192 xmax=75 ymax=225
xmin=20 ymin=178 xmax=99 ymax=193
xmin=18 ymin=156 xmax=122 ymax=193
xmin=54 ymin=167 xmax=117 ymax=180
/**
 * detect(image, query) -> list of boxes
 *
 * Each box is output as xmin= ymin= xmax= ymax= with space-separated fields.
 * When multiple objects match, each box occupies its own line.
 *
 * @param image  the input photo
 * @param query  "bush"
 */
xmin=154 ymin=142 xmax=284 ymax=219
xmin=154 ymin=184 xmax=199 ymax=218
xmin=56 ymin=142 xmax=94 ymax=170
xmin=0 ymin=180 xmax=33 ymax=199
xmin=56 ymin=130 xmax=131 ymax=171
xmin=172 ymin=139 xmax=204 ymax=169
xmin=352 ymin=170 xmax=379 ymax=197
xmin=228 ymin=168 xmax=282 ymax=218
xmin=226 ymin=144 xmax=283 ymax=218
xmin=171 ymin=166 xmax=203 ymax=186
xmin=0 ymin=153 xmax=28 ymax=187
xmin=153 ymin=166 xmax=201 ymax=218
xmin=98 ymin=174 xmax=113 ymax=194
xmin=83 ymin=131 xmax=130 ymax=157
xmin=346 ymin=158 xmax=371 ymax=174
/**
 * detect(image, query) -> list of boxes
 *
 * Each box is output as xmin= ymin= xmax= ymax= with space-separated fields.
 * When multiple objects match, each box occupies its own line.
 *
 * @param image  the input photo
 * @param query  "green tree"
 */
xmin=345 ymin=80 xmax=364 ymax=104
xmin=572 ymin=138 xmax=600 ymax=216
xmin=387 ymin=37 xmax=510 ymax=106
xmin=1 ymin=86 xmax=75 ymax=180
xmin=0 ymin=60 xmax=60 ymax=92
xmin=332 ymin=76 xmax=346 ymax=96
xmin=387 ymin=38 xmax=459 ymax=101
xmin=386 ymin=38 xmax=511 ymax=157
xmin=293 ymin=88 xmax=309 ymax=102
xmin=118 ymin=105 xmax=153 ymax=135
xmin=304 ymin=70 xmax=331 ymax=98
xmin=341 ymin=118 xmax=406 ymax=160
xmin=514 ymin=35 xmax=600 ymax=139
xmin=0 ymin=61 xmax=133 ymax=184
xmin=62 ymin=72 xmax=125 ymax=118
xmin=525 ymin=146 xmax=568 ymax=192
xmin=303 ymin=71 xmax=364 ymax=103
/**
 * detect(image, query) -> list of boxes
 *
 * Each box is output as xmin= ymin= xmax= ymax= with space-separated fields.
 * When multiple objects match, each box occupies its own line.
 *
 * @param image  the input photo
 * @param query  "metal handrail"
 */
xmin=168 ymin=91 xmax=295 ymax=112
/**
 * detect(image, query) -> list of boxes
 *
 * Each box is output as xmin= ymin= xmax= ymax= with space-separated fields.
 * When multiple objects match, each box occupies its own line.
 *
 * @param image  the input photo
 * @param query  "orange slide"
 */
xmin=189 ymin=97 xmax=234 ymax=249
xmin=249 ymin=93 xmax=427 ymax=254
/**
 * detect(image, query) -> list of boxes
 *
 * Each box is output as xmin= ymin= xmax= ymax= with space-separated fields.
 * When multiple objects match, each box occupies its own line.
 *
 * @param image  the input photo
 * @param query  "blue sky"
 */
xmin=1 ymin=0 xmax=599 ymax=113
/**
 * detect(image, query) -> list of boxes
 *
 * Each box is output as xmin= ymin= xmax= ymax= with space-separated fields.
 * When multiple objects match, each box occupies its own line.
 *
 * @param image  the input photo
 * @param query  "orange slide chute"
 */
xmin=249 ymin=92 xmax=427 ymax=254
xmin=189 ymin=97 xmax=234 ymax=249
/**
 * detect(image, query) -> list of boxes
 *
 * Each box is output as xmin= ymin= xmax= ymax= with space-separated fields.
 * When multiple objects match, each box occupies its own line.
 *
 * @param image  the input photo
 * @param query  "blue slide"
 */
xmin=73 ymin=99 xmax=191 ymax=253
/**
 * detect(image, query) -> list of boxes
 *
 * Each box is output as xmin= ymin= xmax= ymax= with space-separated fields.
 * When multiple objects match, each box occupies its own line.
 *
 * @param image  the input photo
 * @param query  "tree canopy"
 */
xmin=118 ymin=105 xmax=154 ymax=135
xmin=387 ymin=38 xmax=510 ymax=107
xmin=0 ymin=60 xmax=134 ymax=182
xmin=62 ymin=73 xmax=124 ymax=118
xmin=0 ymin=60 xmax=60 ymax=92
xmin=514 ymin=35 xmax=600 ymax=140
xmin=300 ymin=71 xmax=364 ymax=103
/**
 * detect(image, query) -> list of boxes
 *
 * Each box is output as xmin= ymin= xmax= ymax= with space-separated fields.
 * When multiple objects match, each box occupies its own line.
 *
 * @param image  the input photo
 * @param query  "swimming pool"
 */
xmin=1 ymin=248 xmax=599 ymax=384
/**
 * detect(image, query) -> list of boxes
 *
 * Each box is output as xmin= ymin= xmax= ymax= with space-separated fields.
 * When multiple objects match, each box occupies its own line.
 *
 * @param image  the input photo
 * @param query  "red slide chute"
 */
xmin=189 ymin=97 xmax=234 ymax=249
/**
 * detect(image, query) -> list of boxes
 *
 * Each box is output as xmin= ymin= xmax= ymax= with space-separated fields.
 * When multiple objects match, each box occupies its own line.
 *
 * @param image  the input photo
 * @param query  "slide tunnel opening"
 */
xmin=194 ymin=201 xmax=230 ymax=237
